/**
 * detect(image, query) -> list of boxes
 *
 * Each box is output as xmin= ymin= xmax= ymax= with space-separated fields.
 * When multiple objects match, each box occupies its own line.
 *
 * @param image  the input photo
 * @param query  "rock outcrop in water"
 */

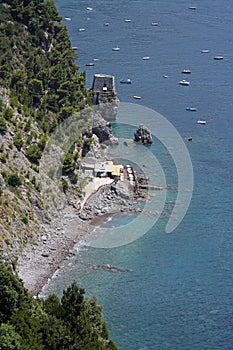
xmin=134 ymin=124 xmax=153 ymax=144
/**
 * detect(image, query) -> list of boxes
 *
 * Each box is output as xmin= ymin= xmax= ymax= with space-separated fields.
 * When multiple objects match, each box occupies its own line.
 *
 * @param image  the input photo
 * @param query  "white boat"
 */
xmin=78 ymin=28 xmax=86 ymax=32
xmin=186 ymin=107 xmax=197 ymax=112
xmin=72 ymin=46 xmax=78 ymax=50
xmin=133 ymin=95 xmax=141 ymax=100
xmin=86 ymin=7 xmax=93 ymax=11
xmin=124 ymin=19 xmax=131 ymax=22
xmin=104 ymin=22 xmax=109 ymax=26
xmin=197 ymin=120 xmax=206 ymax=125
xmin=201 ymin=49 xmax=210 ymax=53
xmin=189 ymin=6 xmax=196 ymax=10
xmin=182 ymin=69 xmax=191 ymax=74
xmin=214 ymin=56 xmax=224 ymax=60
xmin=85 ymin=63 xmax=94 ymax=67
xmin=179 ymin=80 xmax=190 ymax=86
xmin=64 ymin=17 xmax=71 ymax=21
xmin=163 ymin=75 xmax=168 ymax=78
xmin=143 ymin=56 xmax=150 ymax=60
xmin=120 ymin=79 xmax=132 ymax=84
xmin=112 ymin=47 xmax=120 ymax=51
xmin=93 ymin=58 xmax=99 ymax=62
xmin=151 ymin=22 xmax=159 ymax=26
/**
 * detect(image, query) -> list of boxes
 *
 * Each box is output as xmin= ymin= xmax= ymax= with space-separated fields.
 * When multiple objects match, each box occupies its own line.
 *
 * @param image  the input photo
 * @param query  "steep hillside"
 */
xmin=0 ymin=0 xmax=93 ymax=261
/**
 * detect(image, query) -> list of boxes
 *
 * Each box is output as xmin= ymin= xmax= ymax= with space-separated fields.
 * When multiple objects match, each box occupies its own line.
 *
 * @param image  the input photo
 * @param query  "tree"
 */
xmin=13 ymin=132 xmax=23 ymax=150
xmin=0 ymin=323 xmax=22 ymax=350
xmin=25 ymin=144 xmax=42 ymax=164
xmin=62 ymin=153 xmax=75 ymax=175
xmin=7 ymin=174 xmax=22 ymax=187
xmin=0 ymin=262 xmax=27 ymax=323
xmin=4 ymin=107 xmax=13 ymax=121
xmin=61 ymin=282 xmax=85 ymax=326
xmin=0 ymin=117 xmax=7 ymax=134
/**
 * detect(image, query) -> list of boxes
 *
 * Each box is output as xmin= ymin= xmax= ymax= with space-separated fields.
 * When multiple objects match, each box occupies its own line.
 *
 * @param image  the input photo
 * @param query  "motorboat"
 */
xmin=104 ymin=22 xmax=109 ymax=26
xmin=179 ymin=80 xmax=190 ymax=86
xmin=93 ymin=58 xmax=99 ymax=62
xmin=151 ymin=22 xmax=159 ymax=26
xmin=201 ymin=49 xmax=210 ymax=53
xmin=120 ymin=79 xmax=132 ymax=84
xmin=143 ymin=56 xmax=150 ymax=60
xmin=124 ymin=19 xmax=131 ymax=22
xmin=64 ymin=17 xmax=71 ymax=21
xmin=112 ymin=47 xmax=120 ymax=51
xmin=186 ymin=107 xmax=197 ymax=111
xmin=189 ymin=6 xmax=196 ymax=10
xmin=214 ymin=56 xmax=224 ymax=60
xmin=85 ymin=63 xmax=94 ymax=66
xmin=182 ymin=69 xmax=191 ymax=74
xmin=72 ymin=46 xmax=78 ymax=50
xmin=78 ymin=28 xmax=85 ymax=32
xmin=86 ymin=7 xmax=93 ymax=11
xmin=163 ymin=75 xmax=168 ymax=78
xmin=133 ymin=96 xmax=141 ymax=99
xmin=197 ymin=120 xmax=206 ymax=125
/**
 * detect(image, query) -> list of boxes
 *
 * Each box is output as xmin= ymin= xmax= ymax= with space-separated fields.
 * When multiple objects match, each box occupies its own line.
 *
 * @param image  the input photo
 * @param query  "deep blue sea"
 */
xmin=44 ymin=1 xmax=233 ymax=349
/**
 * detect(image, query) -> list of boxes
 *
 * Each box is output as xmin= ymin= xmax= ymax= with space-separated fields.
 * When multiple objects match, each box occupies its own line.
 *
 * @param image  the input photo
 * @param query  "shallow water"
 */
xmin=44 ymin=1 xmax=233 ymax=348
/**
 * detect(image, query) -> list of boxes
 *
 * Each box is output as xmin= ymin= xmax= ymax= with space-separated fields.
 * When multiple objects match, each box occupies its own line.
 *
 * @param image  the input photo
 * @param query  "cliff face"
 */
xmin=0 ymin=2 xmax=116 ymax=262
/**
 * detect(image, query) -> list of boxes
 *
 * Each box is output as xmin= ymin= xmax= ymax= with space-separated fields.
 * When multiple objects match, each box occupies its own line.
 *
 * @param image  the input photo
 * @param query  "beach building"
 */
xmin=81 ymin=161 xmax=122 ymax=181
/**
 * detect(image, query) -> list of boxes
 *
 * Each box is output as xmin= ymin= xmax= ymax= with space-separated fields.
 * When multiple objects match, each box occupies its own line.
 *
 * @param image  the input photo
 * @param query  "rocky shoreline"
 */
xmin=17 ymin=168 xmax=138 ymax=296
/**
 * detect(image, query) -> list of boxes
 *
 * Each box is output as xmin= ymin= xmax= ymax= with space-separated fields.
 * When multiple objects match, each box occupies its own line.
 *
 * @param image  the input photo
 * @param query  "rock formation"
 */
xmin=134 ymin=124 xmax=153 ymax=144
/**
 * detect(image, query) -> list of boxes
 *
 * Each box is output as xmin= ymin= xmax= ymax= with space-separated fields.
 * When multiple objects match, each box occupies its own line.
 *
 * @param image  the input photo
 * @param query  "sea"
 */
xmin=43 ymin=1 xmax=233 ymax=349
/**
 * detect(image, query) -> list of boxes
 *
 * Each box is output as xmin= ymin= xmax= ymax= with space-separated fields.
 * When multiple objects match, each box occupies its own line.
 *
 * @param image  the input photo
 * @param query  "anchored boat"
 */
xmin=179 ymin=80 xmax=190 ymax=86
xmin=120 ymin=79 xmax=132 ymax=84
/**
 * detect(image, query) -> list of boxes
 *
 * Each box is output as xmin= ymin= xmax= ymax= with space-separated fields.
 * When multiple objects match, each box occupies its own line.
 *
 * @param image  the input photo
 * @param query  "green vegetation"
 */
xmin=0 ymin=0 xmax=91 ymax=133
xmin=0 ymin=117 xmax=7 ymax=134
xmin=0 ymin=262 xmax=118 ymax=350
xmin=13 ymin=132 xmax=23 ymax=150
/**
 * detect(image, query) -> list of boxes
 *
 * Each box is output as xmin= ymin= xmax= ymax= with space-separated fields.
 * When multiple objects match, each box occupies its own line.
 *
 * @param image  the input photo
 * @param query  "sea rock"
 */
xmin=134 ymin=124 xmax=153 ymax=144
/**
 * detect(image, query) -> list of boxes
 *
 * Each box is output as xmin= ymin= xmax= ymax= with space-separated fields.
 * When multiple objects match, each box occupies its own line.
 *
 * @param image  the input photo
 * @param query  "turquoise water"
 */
xmin=44 ymin=1 xmax=233 ymax=349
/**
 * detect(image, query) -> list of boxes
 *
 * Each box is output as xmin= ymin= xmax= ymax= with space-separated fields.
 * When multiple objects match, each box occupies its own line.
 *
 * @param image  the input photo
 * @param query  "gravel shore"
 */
xmin=17 ymin=206 xmax=93 ymax=296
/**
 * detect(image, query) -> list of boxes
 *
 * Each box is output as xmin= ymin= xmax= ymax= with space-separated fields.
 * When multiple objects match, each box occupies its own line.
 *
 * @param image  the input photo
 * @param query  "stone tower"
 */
xmin=91 ymin=74 xmax=118 ymax=121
